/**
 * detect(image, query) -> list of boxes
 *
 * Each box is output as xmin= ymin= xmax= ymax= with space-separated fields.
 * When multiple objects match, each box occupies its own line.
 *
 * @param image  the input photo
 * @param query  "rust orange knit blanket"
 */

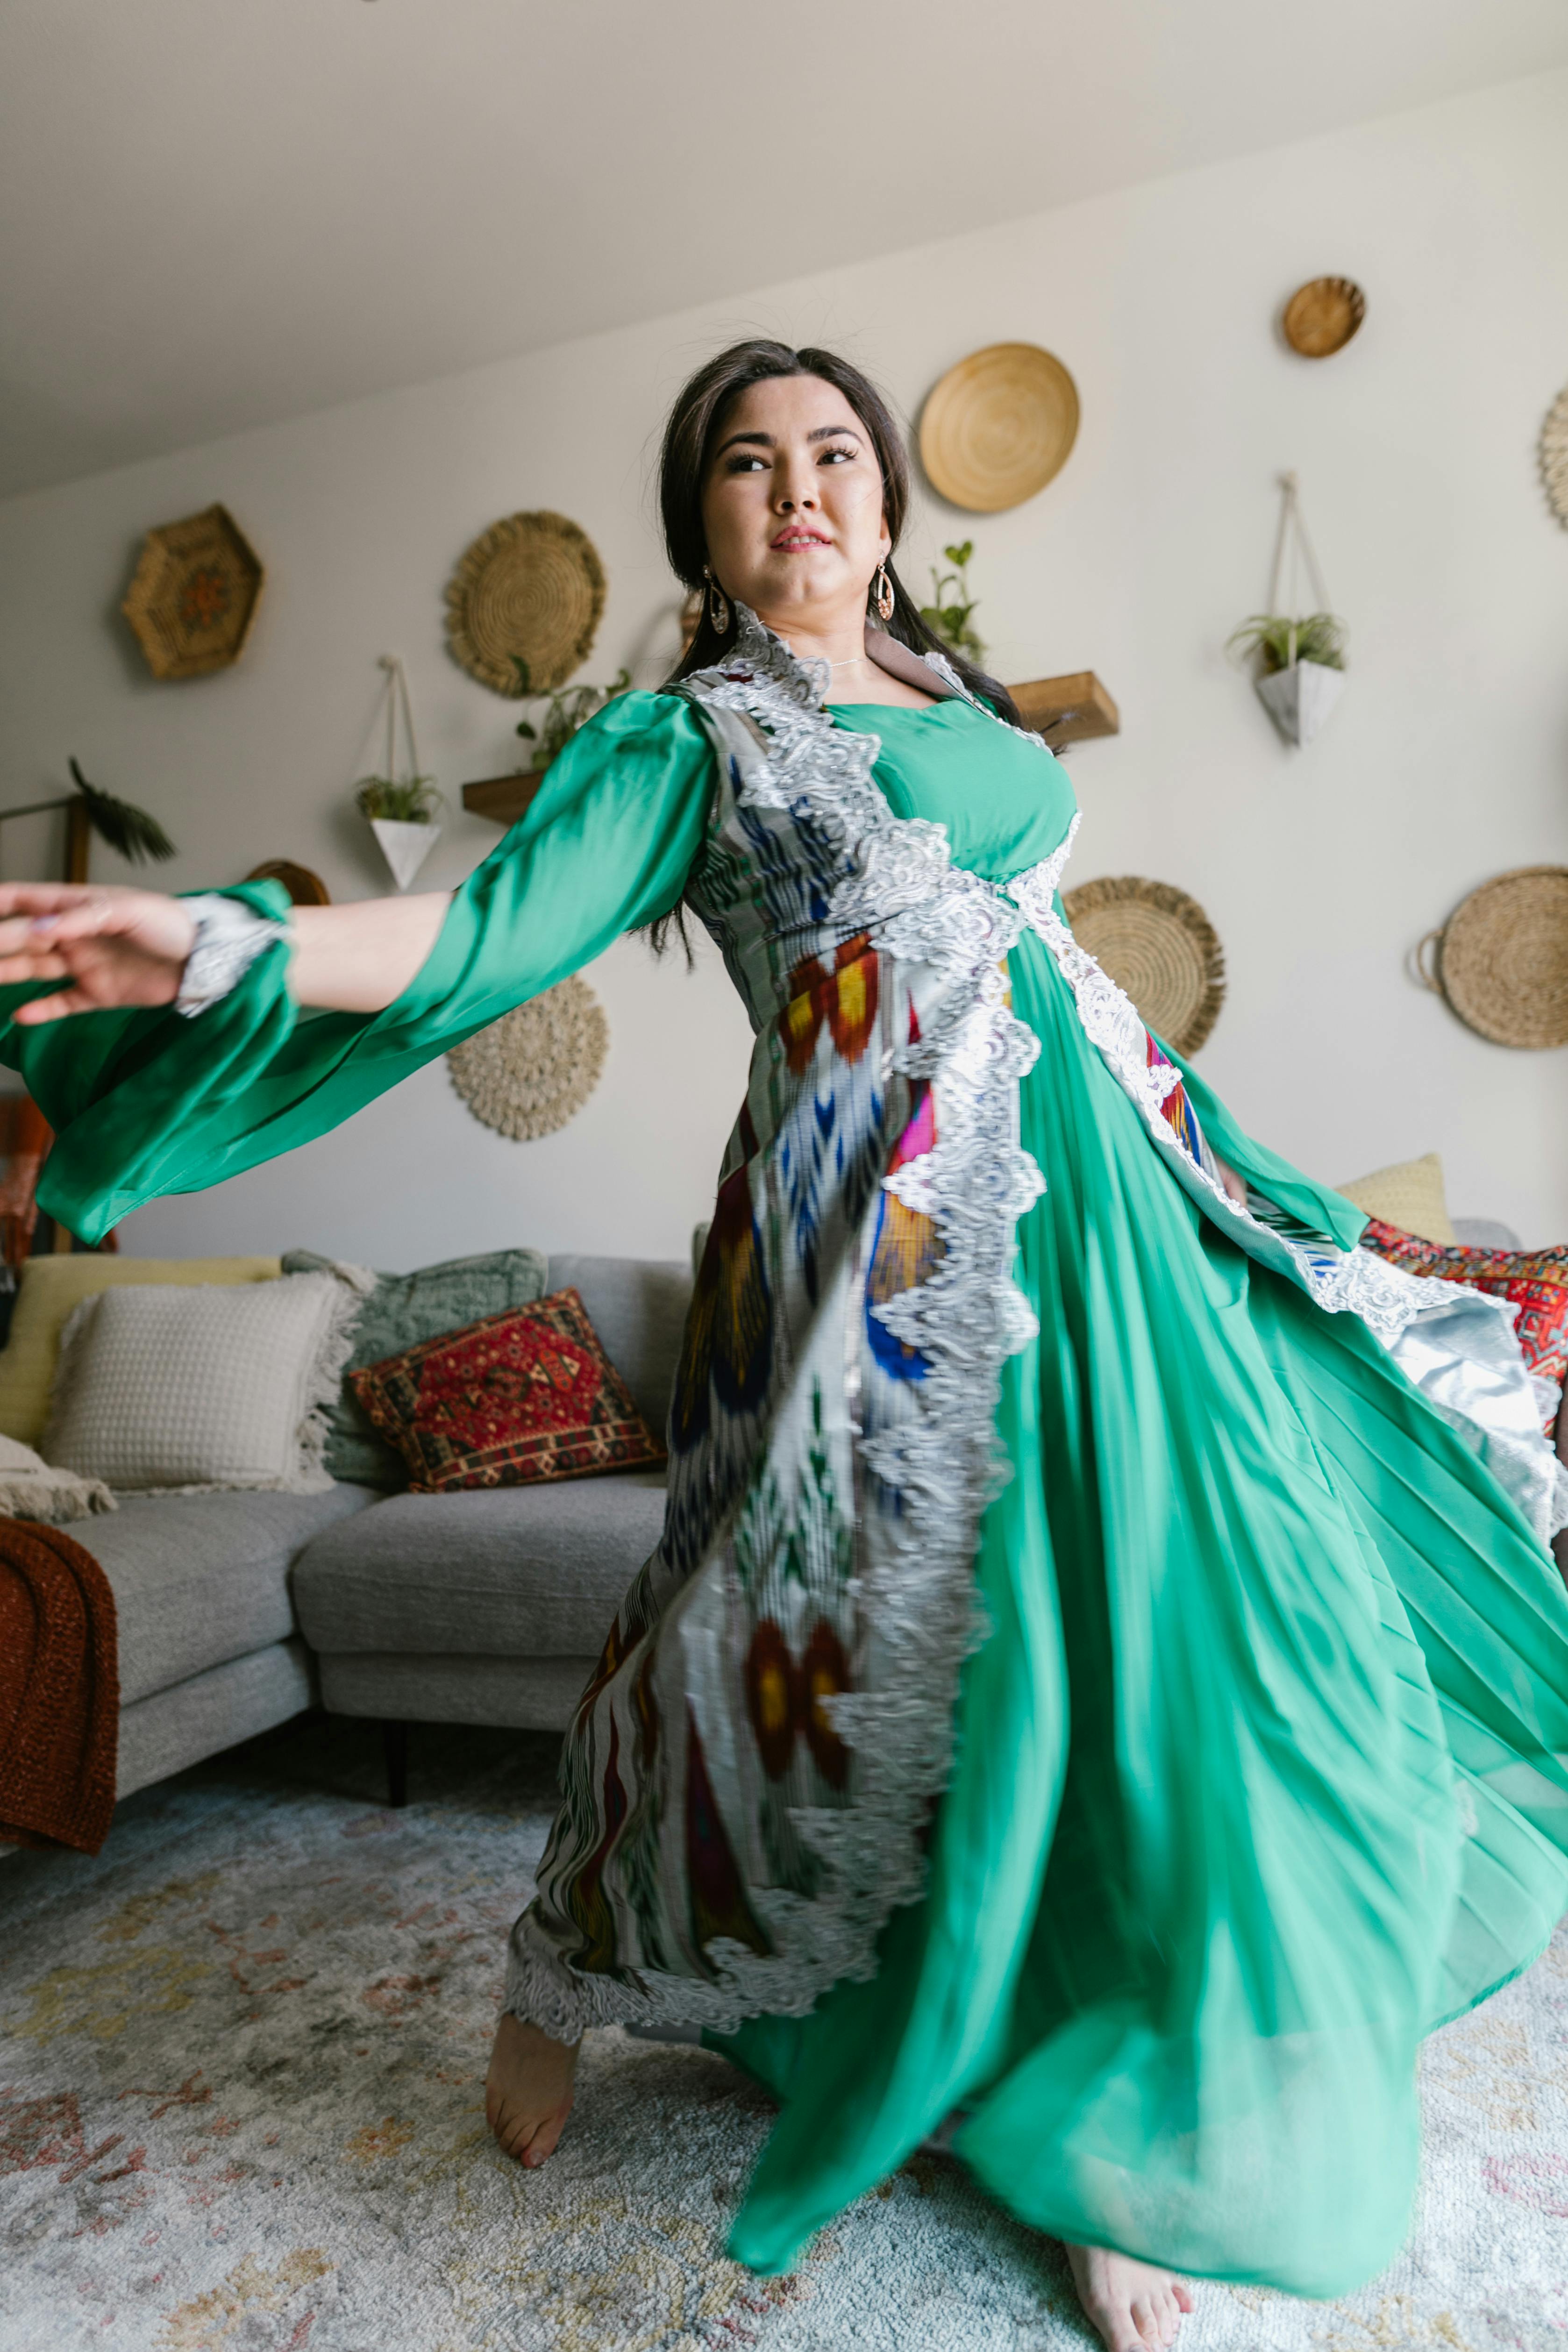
xmin=0 ymin=1519 xmax=118 ymax=1853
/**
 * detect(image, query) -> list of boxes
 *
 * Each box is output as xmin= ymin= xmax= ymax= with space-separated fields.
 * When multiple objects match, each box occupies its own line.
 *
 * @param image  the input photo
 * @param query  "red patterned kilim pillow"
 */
xmin=1358 ymin=1219 xmax=1568 ymax=1431
xmin=349 ymin=1287 xmax=666 ymax=1492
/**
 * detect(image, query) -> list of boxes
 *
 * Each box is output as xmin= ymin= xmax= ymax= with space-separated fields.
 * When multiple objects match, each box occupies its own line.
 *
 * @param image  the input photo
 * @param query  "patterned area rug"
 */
xmin=3 ymin=1714 xmax=1567 ymax=2352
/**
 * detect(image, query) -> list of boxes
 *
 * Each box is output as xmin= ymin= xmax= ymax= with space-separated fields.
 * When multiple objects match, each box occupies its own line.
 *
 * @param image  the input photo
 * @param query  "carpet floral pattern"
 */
xmin=3 ymin=1717 xmax=1568 ymax=2351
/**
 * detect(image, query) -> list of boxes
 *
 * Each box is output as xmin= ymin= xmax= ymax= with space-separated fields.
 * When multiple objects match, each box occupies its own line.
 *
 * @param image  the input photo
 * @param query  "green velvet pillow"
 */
xmin=282 ymin=1246 xmax=549 ymax=1489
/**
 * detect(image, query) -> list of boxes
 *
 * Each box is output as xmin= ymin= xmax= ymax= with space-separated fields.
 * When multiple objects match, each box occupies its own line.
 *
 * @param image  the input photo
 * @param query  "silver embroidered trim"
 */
xmin=175 ymin=893 xmax=289 ymax=1017
xmin=503 ymin=606 xmax=1047 ymax=2038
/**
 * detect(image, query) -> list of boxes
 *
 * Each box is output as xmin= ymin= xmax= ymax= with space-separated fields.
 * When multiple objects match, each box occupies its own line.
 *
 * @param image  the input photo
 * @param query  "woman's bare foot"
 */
xmin=485 ymin=2012 xmax=580 ymax=2168
xmin=1065 ymin=2244 xmax=1194 ymax=2352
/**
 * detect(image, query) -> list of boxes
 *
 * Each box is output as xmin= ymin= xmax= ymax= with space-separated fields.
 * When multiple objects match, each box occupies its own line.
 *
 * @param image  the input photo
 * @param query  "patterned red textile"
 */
xmin=0 ymin=1519 xmax=120 ymax=1854
xmin=1359 ymin=1219 xmax=1568 ymax=1433
xmin=351 ymin=1286 xmax=666 ymax=1492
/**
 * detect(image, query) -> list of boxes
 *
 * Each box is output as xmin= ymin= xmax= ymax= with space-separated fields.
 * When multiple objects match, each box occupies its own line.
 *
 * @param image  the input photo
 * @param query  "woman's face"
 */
xmin=699 ymin=373 xmax=891 ymax=632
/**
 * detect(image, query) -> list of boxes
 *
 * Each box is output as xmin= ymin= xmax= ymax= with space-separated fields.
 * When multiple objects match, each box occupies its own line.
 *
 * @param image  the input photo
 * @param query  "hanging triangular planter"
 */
xmin=1255 ymin=659 xmax=1346 ymax=748
xmin=370 ymin=817 xmax=441 ymax=891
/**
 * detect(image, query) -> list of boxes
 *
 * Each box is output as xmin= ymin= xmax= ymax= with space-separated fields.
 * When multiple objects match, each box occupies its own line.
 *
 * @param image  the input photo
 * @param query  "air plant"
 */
xmin=353 ymin=774 xmax=445 ymax=824
xmin=1226 ymin=611 xmax=1347 ymax=674
xmin=0 ymin=758 xmax=176 ymax=870
xmin=919 ymin=541 xmax=986 ymax=664
xmin=512 ymin=658 xmax=632 ymax=771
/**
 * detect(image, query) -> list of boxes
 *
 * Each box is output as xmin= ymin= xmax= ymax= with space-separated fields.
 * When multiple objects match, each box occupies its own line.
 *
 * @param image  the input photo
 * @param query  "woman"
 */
xmin=2 ymin=341 xmax=1565 ymax=2352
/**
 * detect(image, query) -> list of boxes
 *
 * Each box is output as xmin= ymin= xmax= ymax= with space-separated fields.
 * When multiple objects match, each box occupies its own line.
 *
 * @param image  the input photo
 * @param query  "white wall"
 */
xmin=0 ymin=69 xmax=1565 ymax=1265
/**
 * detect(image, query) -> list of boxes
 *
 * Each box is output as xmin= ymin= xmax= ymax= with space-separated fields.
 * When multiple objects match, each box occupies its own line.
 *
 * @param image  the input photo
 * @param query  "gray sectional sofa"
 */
xmin=75 ymin=1253 xmax=691 ymax=1814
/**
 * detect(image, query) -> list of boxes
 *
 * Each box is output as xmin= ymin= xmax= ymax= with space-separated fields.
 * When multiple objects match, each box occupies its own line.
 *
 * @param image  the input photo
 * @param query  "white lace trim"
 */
xmin=175 ymin=893 xmax=289 ymax=1016
xmin=505 ymin=606 xmax=1047 ymax=2037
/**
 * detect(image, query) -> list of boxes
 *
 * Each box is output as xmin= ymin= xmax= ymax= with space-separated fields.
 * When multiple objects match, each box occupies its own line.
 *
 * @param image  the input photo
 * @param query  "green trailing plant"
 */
xmin=512 ymin=659 xmax=632 ymax=770
xmin=353 ymin=773 xmax=445 ymax=824
xmin=1226 ymin=611 xmax=1347 ymax=674
xmin=918 ymin=541 xmax=987 ymax=664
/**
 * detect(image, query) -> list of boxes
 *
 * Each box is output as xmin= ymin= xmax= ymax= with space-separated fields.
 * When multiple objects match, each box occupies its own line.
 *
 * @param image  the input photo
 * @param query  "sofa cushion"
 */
xmin=74 ymin=1483 xmax=377 ymax=1706
xmin=292 ymin=1470 xmax=668 ymax=1659
xmin=350 ymin=1289 xmax=666 ymax=1493
xmin=0 ymin=1254 xmax=281 ymax=1448
xmin=543 ymin=1255 xmax=691 ymax=1441
xmin=282 ymin=1245 xmax=550 ymax=1489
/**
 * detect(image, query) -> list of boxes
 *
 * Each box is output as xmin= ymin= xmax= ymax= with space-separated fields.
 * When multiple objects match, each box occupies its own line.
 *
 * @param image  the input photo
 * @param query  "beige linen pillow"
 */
xmin=0 ymin=1254 xmax=280 ymax=1447
xmin=1333 ymin=1152 xmax=1457 ymax=1247
xmin=42 ymin=1273 xmax=361 ymax=1495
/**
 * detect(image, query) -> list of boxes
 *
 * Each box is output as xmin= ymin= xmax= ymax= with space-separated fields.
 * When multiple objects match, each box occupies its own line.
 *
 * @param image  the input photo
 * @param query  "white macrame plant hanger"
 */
xmin=1254 ymin=471 xmax=1346 ymax=748
xmin=365 ymin=654 xmax=441 ymax=891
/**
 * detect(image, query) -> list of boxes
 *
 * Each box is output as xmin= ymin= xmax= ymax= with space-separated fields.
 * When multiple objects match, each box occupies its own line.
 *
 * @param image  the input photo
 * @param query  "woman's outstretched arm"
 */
xmin=0 ymin=884 xmax=449 ymax=1020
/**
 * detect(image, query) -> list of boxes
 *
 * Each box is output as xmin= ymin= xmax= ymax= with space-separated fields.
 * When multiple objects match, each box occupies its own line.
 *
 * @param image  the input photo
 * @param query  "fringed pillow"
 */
xmin=41 ymin=1274 xmax=363 ymax=1494
xmin=349 ymin=1288 xmax=665 ymax=1492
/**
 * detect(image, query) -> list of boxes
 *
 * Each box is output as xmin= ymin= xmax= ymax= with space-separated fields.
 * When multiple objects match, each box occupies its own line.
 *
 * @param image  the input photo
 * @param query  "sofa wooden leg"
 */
xmin=383 ymin=1719 xmax=409 ymax=1810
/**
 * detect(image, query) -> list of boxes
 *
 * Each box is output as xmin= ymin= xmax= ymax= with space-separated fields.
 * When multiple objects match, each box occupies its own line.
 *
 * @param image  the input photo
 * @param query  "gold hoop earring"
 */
xmin=873 ymin=563 xmax=895 ymax=622
xmin=703 ymin=565 xmax=731 ymax=635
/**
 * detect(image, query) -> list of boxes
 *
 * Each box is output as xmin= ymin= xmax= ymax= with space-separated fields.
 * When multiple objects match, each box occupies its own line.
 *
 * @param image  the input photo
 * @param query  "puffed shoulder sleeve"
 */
xmin=0 ymin=690 xmax=713 ymax=1244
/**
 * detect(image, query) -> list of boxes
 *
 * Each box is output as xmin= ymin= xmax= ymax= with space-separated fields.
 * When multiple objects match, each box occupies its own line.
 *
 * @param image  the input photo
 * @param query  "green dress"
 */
xmin=9 ymin=631 xmax=1568 ymax=2300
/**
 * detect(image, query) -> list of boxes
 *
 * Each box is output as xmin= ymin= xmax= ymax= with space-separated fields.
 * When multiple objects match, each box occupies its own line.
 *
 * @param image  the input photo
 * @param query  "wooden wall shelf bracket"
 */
xmin=462 ymin=770 xmax=549 ymax=827
xmin=1005 ymin=671 xmax=1119 ymax=746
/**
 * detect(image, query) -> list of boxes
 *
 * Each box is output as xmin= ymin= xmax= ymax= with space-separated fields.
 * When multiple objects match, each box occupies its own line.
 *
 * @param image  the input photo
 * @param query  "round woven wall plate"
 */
xmin=444 ymin=510 xmax=606 ymax=697
xmin=1281 ymin=277 xmax=1365 ymax=358
xmin=1062 ymin=876 xmax=1226 ymax=1055
xmin=1429 ymin=866 xmax=1568 ymax=1050
xmin=919 ymin=342 xmax=1079 ymax=513
xmin=447 ymin=976 xmax=609 ymax=1140
xmin=1541 ymin=383 xmax=1568 ymax=527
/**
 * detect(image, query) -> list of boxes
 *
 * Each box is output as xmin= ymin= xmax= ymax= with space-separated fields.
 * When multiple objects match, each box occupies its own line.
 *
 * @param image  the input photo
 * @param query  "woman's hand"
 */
xmin=1213 ymin=1154 xmax=1249 ymax=1210
xmin=0 ymin=884 xmax=197 ymax=1024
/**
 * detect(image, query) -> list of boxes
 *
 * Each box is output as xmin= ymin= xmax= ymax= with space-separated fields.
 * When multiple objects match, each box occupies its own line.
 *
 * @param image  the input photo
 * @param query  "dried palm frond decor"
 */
xmin=0 ymin=759 xmax=175 ymax=883
xmin=1229 ymin=471 xmax=1347 ymax=748
xmin=354 ymin=656 xmax=443 ymax=891
xmin=447 ymin=977 xmax=608 ymax=1141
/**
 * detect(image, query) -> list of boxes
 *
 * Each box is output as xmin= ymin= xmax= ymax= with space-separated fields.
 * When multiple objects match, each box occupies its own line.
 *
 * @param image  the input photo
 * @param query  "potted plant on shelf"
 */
xmin=462 ymin=660 xmax=631 ymax=827
xmin=918 ymin=541 xmax=986 ymax=664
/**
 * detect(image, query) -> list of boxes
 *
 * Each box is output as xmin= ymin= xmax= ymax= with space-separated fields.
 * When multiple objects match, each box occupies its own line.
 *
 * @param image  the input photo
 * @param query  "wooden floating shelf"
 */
xmin=1006 ymin=670 xmax=1119 ymax=746
xmin=462 ymin=770 xmax=550 ymax=827
xmin=465 ymin=670 xmax=1119 ymax=830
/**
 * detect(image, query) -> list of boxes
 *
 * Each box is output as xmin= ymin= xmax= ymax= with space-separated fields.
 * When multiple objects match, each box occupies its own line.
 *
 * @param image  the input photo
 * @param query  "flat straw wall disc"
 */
xmin=445 ymin=510 xmax=606 ymax=696
xmin=1436 ymin=866 xmax=1568 ymax=1049
xmin=1541 ymin=384 xmax=1568 ymax=527
xmin=447 ymin=976 xmax=609 ymax=1140
xmin=919 ymin=343 xmax=1079 ymax=513
xmin=1062 ymin=876 xmax=1226 ymax=1055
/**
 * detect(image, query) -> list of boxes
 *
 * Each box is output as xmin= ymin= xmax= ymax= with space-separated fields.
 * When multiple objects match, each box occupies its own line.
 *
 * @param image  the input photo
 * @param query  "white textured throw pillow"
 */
xmin=42 ymin=1274 xmax=362 ymax=1495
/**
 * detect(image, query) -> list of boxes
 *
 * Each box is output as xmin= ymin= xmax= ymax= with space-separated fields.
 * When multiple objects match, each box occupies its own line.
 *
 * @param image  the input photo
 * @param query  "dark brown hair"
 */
xmin=646 ymin=339 xmax=1023 ymax=952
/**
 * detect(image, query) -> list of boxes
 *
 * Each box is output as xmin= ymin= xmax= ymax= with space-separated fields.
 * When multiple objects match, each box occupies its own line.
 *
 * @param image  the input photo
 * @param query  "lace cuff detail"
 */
xmin=175 ymin=893 xmax=290 ymax=1017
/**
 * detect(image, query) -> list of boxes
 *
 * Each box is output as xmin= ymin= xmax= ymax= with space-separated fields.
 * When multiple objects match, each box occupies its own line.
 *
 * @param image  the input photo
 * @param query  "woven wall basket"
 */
xmin=1417 ymin=865 xmax=1568 ymax=1050
xmin=1062 ymin=875 xmax=1227 ymax=1055
xmin=121 ymin=503 xmax=264 ymax=681
xmin=447 ymin=976 xmax=609 ymax=1140
xmin=1541 ymin=383 xmax=1568 ymax=528
xmin=444 ymin=510 xmax=606 ymax=697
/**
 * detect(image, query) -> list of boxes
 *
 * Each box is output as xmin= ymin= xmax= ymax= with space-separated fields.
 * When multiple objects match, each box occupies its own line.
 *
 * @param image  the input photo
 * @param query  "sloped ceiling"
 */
xmin=2 ymin=0 xmax=1566 ymax=497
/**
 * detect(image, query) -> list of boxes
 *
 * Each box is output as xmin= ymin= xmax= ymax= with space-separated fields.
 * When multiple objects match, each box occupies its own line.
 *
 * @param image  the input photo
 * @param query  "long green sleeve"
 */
xmin=0 ymin=691 xmax=714 ymax=1245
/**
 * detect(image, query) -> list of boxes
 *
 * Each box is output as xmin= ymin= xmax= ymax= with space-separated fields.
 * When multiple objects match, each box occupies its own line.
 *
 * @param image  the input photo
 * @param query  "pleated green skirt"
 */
xmin=715 ymin=931 xmax=1568 ymax=2294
